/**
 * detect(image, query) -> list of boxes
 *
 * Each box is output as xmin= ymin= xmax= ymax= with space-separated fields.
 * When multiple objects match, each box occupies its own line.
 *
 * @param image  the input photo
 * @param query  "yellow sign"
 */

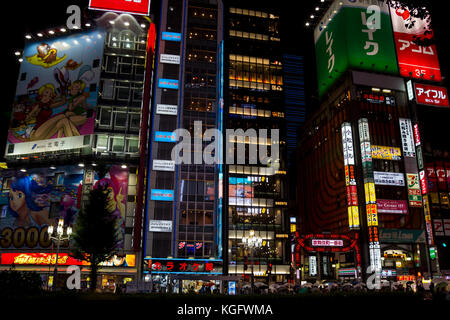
xmin=352 ymin=206 xmax=360 ymax=228
xmin=371 ymin=145 xmax=402 ymax=160
xmin=348 ymin=207 xmax=354 ymax=229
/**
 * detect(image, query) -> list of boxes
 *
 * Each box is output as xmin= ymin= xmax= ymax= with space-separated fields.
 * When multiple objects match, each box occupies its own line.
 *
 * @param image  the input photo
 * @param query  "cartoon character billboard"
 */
xmin=8 ymin=30 xmax=105 ymax=145
xmin=0 ymin=165 xmax=128 ymax=250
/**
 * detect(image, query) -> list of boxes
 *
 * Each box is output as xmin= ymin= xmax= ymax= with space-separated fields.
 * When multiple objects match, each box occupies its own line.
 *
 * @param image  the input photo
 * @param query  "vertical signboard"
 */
xmin=309 ymin=256 xmax=317 ymax=276
xmin=358 ymin=118 xmax=382 ymax=273
xmin=341 ymin=123 xmax=359 ymax=229
xmin=406 ymin=173 xmax=422 ymax=207
xmin=8 ymin=31 xmax=104 ymax=147
xmin=399 ymin=118 xmax=415 ymax=158
xmin=315 ymin=0 xmax=398 ymax=96
xmin=389 ymin=2 xmax=441 ymax=81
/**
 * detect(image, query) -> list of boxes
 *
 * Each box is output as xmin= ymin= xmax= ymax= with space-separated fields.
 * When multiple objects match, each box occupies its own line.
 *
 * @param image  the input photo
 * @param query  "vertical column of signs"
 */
xmin=341 ymin=123 xmax=360 ymax=230
xmin=413 ymin=123 xmax=434 ymax=247
xmin=358 ymin=119 xmax=382 ymax=273
xmin=399 ymin=118 xmax=423 ymax=208
xmin=148 ymin=30 xmax=183 ymax=226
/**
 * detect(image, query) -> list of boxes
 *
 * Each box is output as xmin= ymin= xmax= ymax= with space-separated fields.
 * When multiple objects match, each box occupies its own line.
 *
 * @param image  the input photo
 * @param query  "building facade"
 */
xmin=223 ymin=2 xmax=291 ymax=283
xmin=0 ymin=10 xmax=156 ymax=290
xmin=143 ymin=0 xmax=225 ymax=293
xmin=295 ymin=0 xmax=448 ymax=283
xmin=142 ymin=0 xmax=293 ymax=291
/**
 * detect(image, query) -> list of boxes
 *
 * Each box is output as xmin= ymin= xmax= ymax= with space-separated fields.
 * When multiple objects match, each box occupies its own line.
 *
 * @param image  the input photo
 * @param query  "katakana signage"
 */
xmin=389 ymin=2 xmax=441 ymax=81
xmin=414 ymin=83 xmax=449 ymax=107
xmin=315 ymin=0 xmax=398 ymax=97
xmin=144 ymin=259 xmax=222 ymax=274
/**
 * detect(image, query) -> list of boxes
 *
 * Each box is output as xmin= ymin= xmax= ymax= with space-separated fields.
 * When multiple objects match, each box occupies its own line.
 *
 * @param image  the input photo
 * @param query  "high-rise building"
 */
xmin=295 ymin=0 xmax=448 ymax=282
xmin=223 ymin=2 xmax=291 ymax=283
xmin=143 ymin=0 xmax=225 ymax=292
xmin=0 ymin=7 xmax=156 ymax=289
xmin=142 ymin=0 xmax=294 ymax=291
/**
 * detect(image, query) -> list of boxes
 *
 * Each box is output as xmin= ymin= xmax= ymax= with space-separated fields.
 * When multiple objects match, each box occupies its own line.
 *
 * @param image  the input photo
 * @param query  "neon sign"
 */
xmin=143 ymin=258 xmax=221 ymax=274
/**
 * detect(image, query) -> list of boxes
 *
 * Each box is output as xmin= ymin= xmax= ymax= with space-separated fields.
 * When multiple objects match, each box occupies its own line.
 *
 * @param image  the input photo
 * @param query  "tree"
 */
xmin=70 ymin=185 xmax=120 ymax=292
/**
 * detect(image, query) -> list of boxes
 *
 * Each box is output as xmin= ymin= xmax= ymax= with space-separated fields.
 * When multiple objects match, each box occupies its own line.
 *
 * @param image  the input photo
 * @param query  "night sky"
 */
xmin=1 ymin=0 xmax=449 ymax=158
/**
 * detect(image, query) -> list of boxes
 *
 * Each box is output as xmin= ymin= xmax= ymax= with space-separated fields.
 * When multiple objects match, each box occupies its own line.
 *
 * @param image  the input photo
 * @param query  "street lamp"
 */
xmin=242 ymin=230 xmax=263 ymax=294
xmin=47 ymin=218 xmax=72 ymax=290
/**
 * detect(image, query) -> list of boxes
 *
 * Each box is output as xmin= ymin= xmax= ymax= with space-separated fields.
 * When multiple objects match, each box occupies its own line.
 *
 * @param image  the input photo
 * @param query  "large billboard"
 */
xmin=315 ymin=0 xmax=398 ymax=97
xmin=8 ymin=31 xmax=104 ymax=147
xmin=389 ymin=2 xmax=441 ymax=81
xmin=0 ymin=165 xmax=128 ymax=249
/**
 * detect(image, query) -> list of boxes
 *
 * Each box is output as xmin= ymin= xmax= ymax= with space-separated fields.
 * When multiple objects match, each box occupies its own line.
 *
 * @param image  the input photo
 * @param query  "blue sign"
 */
xmin=155 ymin=131 xmax=176 ymax=142
xmin=158 ymin=78 xmax=179 ymax=89
xmin=162 ymin=32 xmax=182 ymax=42
xmin=228 ymin=281 xmax=236 ymax=295
xmin=151 ymin=189 xmax=174 ymax=201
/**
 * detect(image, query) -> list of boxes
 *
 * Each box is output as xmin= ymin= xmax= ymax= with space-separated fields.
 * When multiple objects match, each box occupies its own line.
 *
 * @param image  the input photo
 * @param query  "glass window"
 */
xmin=117 ymin=82 xmax=130 ymax=101
xmin=99 ymin=107 xmax=112 ymax=126
xmin=102 ymin=79 xmax=114 ymax=100
xmin=111 ymin=136 xmax=125 ymax=152
xmin=127 ymin=139 xmax=139 ymax=153
xmin=129 ymin=113 xmax=140 ymax=130
xmin=105 ymin=56 xmax=118 ymax=73
xmin=119 ymin=57 xmax=133 ymax=74
xmin=115 ymin=112 xmax=127 ymax=128
xmin=96 ymin=135 xmax=108 ymax=150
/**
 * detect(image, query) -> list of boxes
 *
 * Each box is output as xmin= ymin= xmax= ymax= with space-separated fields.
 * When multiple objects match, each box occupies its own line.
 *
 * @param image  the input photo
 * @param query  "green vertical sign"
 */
xmin=315 ymin=0 xmax=398 ymax=97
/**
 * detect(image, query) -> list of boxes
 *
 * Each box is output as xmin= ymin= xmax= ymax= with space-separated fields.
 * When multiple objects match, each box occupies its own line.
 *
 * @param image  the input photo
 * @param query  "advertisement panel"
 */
xmin=419 ymin=170 xmax=427 ymax=195
xmin=89 ymin=0 xmax=151 ymax=15
xmin=8 ymin=31 xmax=104 ymax=147
xmin=309 ymin=256 xmax=317 ymax=276
xmin=444 ymin=220 xmax=450 ymax=236
xmin=315 ymin=0 xmax=398 ymax=97
xmin=149 ymin=220 xmax=172 ymax=232
xmin=407 ymin=173 xmax=422 ymax=207
xmin=377 ymin=199 xmax=408 ymax=214
xmin=399 ymin=118 xmax=415 ymax=158
xmin=158 ymin=79 xmax=179 ymax=89
xmin=154 ymin=131 xmax=176 ymax=142
xmin=152 ymin=160 xmax=175 ymax=172
xmin=0 ymin=165 xmax=128 ymax=249
xmin=146 ymin=258 xmax=221 ymax=274
xmin=389 ymin=2 xmax=441 ymax=81
xmin=161 ymin=32 xmax=182 ymax=42
xmin=156 ymin=104 xmax=177 ymax=115
xmin=341 ymin=123 xmax=355 ymax=166
xmin=311 ymin=239 xmax=344 ymax=247
xmin=379 ymin=229 xmax=426 ymax=243
xmin=374 ymin=171 xmax=405 ymax=186
xmin=150 ymin=189 xmax=174 ymax=201
xmin=6 ymin=135 xmax=87 ymax=157
xmin=414 ymin=83 xmax=449 ymax=107
xmin=433 ymin=219 xmax=444 ymax=236
xmin=371 ymin=145 xmax=402 ymax=160
xmin=160 ymin=54 xmax=180 ymax=65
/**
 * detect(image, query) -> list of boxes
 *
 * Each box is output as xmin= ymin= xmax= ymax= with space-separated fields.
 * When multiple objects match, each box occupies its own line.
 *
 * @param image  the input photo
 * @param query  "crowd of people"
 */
xmin=235 ymin=279 xmax=450 ymax=300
